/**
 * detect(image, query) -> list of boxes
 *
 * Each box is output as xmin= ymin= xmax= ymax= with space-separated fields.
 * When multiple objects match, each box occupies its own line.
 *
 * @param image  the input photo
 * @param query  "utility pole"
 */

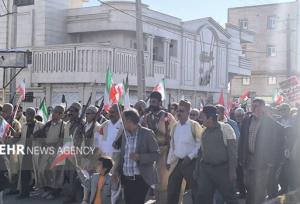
xmin=287 ymin=14 xmax=292 ymax=77
xmin=9 ymin=0 xmax=17 ymax=104
xmin=136 ymin=0 xmax=146 ymax=100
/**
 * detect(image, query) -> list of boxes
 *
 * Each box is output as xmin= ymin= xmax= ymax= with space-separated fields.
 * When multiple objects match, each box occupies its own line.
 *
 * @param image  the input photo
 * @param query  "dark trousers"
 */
xmin=244 ymin=168 xmax=270 ymax=204
xmin=122 ymin=175 xmax=149 ymax=204
xmin=195 ymin=163 xmax=238 ymax=204
xmin=20 ymin=170 xmax=32 ymax=195
xmin=236 ymin=164 xmax=246 ymax=197
xmin=167 ymin=159 xmax=196 ymax=204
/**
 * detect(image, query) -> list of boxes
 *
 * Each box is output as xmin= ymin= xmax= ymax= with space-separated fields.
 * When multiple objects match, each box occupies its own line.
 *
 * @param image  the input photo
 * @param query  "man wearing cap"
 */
xmin=167 ymin=100 xmax=203 ymax=204
xmin=32 ymin=105 xmax=65 ymax=200
xmin=17 ymin=108 xmax=43 ymax=199
xmin=63 ymin=102 xmax=85 ymax=204
xmin=142 ymin=91 xmax=176 ymax=204
xmin=65 ymin=102 xmax=84 ymax=146
xmin=194 ymin=105 xmax=238 ymax=204
xmin=1 ymin=103 xmax=22 ymax=195
xmin=80 ymin=105 xmax=102 ymax=170
xmin=134 ymin=100 xmax=147 ymax=123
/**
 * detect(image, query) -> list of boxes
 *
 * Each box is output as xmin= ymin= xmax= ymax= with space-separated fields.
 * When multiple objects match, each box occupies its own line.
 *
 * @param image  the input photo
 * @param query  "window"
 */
xmin=239 ymin=19 xmax=248 ymax=29
xmin=268 ymin=76 xmax=277 ymax=85
xmin=267 ymin=15 xmax=278 ymax=29
xmin=267 ymin=46 xmax=276 ymax=57
xmin=242 ymin=77 xmax=250 ymax=85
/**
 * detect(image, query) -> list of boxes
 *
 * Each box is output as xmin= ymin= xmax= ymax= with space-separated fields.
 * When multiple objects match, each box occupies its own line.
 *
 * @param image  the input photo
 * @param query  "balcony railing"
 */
xmin=239 ymin=56 xmax=251 ymax=70
xmin=32 ymin=44 xmax=178 ymax=83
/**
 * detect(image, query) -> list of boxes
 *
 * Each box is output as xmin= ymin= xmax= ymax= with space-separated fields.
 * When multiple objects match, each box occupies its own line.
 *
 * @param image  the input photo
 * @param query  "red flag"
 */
xmin=218 ymin=90 xmax=225 ymax=106
xmin=50 ymin=142 xmax=74 ymax=169
xmin=16 ymin=79 xmax=26 ymax=101
xmin=109 ymin=83 xmax=123 ymax=104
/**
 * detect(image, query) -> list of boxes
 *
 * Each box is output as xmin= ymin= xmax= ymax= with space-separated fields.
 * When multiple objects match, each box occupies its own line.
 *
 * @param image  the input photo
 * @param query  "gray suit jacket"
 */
xmin=77 ymin=170 xmax=111 ymax=204
xmin=117 ymin=126 xmax=160 ymax=186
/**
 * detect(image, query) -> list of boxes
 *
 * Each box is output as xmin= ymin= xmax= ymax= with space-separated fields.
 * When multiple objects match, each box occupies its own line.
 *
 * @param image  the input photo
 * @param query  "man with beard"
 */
xmin=63 ymin=102 xmax=85 ymax=204
xmin=17 ymin=108 xmax=43 ymax=199
xmin=33 ymin=105 xmax=65 ymax=200
xmin=142 ymin=91 xmax=176 ymax=204
xmin=2 ymin=103 xmax=22 ymax=195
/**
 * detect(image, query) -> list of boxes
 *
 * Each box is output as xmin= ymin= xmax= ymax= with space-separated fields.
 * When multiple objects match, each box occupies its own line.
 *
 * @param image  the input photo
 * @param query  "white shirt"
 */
xmin=99 ymin=120 xmax=122 ymax=156
xmin=171 ymin=120 xmax=201 ymax=161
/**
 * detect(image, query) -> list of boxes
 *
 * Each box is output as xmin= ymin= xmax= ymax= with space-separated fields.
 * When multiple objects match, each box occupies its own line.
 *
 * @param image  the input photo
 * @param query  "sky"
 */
xmin=85 ymin=0 xmax=294 ymax=25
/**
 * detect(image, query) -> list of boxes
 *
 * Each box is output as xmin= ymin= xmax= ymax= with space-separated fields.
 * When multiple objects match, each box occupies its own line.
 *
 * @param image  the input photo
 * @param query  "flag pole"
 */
xmin=70 ymin=134 xmax=79 ymax=167
xmin=116 ymin=104 xmax=127 ymax=138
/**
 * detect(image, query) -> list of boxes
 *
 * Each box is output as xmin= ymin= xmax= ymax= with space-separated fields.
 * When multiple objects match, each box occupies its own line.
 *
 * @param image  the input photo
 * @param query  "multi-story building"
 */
xmin=228 ymin=1 xmax=299 ymax=103
xmin=0 ymin=0 xmax=254 ymax=107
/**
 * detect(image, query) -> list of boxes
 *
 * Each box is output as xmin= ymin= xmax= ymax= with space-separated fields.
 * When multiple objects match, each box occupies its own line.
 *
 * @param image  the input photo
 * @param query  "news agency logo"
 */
xmin=0 ymin=144 xmax=96 ymax=156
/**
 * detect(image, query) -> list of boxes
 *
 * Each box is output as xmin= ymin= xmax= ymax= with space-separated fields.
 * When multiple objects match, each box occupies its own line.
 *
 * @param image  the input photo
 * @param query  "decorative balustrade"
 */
xmin=32 ymin=44 xmax=178 ymax=82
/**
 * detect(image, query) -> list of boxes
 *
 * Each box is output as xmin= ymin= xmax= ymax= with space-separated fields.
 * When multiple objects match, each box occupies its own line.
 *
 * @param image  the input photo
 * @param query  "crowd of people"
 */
xmin=0 ymin=91 xmax=299 ymax=204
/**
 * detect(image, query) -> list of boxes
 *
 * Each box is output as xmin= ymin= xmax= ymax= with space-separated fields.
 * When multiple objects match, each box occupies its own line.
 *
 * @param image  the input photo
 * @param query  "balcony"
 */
xmin=31 ymin=43 xmax=179 ymax=86
xmin=239 ymin=56 xmax=251 ymax=70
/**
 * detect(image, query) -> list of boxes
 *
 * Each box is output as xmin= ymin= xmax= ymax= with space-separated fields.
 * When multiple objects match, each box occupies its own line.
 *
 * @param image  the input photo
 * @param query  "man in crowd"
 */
xmin=2 ymin=103 xmax=21 ymax=195
xmin=216 ymin=105 xmax=240 ymax=139
xmin=15 ymin=106 xmax=26 ymax=127
xmin=65 ymin=102 xmax=83 ymax=146
xmin=33 ymin=105 xmax=65 ymax=200
xmin=142 ymin=92 xmax=176 ymax=204
xmin=17 ymin=108 xmax=43 ymax=199
xmin=134 ymin=100 xmax=147 ymax=119
xmin=167 ymin=100 xmax=203 ymax=204
xmin=194 ymin=105 xmax=238 ymax=204
xmin=170 ymin=102 xmax=179 ymax=119
xmin=234 ymin=108 xmax=245 ymax=131
xmin=113 ymin=109 xmax=160 ymax=204
xmin=189 ymin=108 xmax=200 ymax=123
xmin=78 ymin=105 xmax=102 ymax=172
xmin=239 ymin=99 xmax=284 ymax=204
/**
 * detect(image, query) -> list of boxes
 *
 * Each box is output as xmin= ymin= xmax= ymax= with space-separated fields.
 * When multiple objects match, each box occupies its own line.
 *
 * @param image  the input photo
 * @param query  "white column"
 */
xmin=146 ymin=34 xmax=154 ymax=76
xmin=163 ymin=38 xmax=171 ymax=76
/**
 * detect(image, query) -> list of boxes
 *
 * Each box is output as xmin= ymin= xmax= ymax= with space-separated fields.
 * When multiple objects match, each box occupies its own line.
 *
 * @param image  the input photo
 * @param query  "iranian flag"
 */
xmin=50 ymin=142 xmax=74 ymax=169
xmin=16 ymin=79 xmax=26 ymax=101
xmin=123 ymin=74 xmax=130 ymax=109
xmin=240 ymin=90 xmax=249 ymax=105
xmin=104 ymin=70 xmax=113 ymax=112
xmin=153 ymin=79 xmax=166 ymax=101
xmin=110 ymin=83 xmax=124 ymax=104
xmin=273 ymin=90 xmax=284 ymax=105
xmin=218 ymin=89 xmax=225 ymax=106
xmin=37 ymin=98 xmax=49 ymax=123
xmin=0 ymin=116 xmax=11 ymax=139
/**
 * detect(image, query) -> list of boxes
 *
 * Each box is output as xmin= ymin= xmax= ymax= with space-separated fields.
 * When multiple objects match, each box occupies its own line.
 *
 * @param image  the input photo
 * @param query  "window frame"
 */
xmin=268 ymin=76 xmax=277 ymax=85
xmin=239 ymin=19 xmax=248 ymax=30
xmin=242 ymin=77 xmax=251 ymax=85
xmin=267 ymin=45 xmax=277 ymax=57
xmin=267 ymin=15 xmax=278 ymax=30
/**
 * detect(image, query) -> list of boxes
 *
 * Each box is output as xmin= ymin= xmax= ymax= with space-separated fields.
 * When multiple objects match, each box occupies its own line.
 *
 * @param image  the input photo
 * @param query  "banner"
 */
xmin=279 ymin=76 xmax=300 ymax=103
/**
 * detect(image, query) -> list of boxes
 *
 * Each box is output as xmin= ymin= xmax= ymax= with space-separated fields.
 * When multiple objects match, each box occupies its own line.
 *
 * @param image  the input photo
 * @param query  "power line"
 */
xmin=98 ymin=0 xmax=268 ymax=54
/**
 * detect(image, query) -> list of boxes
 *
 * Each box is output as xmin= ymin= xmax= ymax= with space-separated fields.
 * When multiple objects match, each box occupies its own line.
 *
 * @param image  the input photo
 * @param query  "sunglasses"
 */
xmin=177 ymin=110 xmax=185 ymax=113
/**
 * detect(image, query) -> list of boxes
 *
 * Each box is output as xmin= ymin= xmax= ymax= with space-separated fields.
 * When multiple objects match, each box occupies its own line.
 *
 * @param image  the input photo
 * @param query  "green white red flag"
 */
xmin=104 ymin=70 xmax=113 ymax=112
xmin=50 ymin=142 xmax=74 ymax=169
xmin=153 ymin=79 xmax=166 ymax=101
xmin=240 ymin=90 xmax=249 ymax=105
xmin=0 ymin=116 xmax=11 ymax=140
xmin=37 ymin=98 xmax=49 ymax=123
